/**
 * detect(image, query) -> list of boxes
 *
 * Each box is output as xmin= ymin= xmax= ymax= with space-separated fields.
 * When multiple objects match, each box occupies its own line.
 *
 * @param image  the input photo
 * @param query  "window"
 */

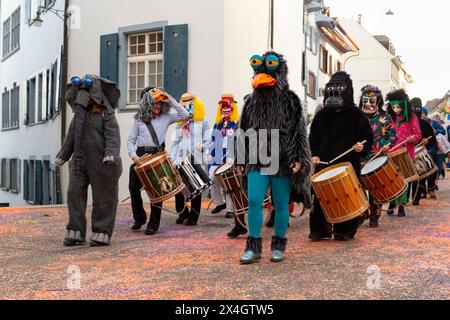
xmin=127 ymin=30 xmax=164 ymax=105
xmin=2 ymin=18 xmax=11 ymax=58
xmin=11 ymin=7 xmax=20 ymax=52
xmin=2 ymin=88 xmax=10 ymax=129
xmin=49 ymin=58 xmax=60 ymax=117
xmin=37 ymin=73 xmax=44 ymax=121
xmin=308 ymin=71 xmax=317 ymax=99
xmin=27 ymin=160 xmax=35 ymax=203
xmin=320 ymin=46 xmax=328 ymax=74
xmin=2 ymin=7 xmax=20 ymax=58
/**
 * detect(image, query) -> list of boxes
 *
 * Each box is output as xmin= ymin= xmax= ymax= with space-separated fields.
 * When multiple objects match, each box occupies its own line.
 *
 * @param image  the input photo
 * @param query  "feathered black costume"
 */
xmin=236 ymin=51 xmax=312 ymax=208
xmin=236 ymin=51 xmax=312 ymax=264
xmin=309 ymin=72 xmax=373 ymax=240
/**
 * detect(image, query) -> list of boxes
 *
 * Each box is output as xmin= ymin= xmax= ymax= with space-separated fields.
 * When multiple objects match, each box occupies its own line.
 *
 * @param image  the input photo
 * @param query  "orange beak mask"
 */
xmin=252 ymin=73 xmax=277 ymax=89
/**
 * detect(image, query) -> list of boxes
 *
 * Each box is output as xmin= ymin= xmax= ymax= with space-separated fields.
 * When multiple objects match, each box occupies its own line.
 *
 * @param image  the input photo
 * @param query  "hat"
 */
xmin=180 ymin=92 xmax=195 ymax=106
xmin=221 ymin=94 xmax=237 ymax=103
xmin=421 ymin=107 xmax=428 ymax=115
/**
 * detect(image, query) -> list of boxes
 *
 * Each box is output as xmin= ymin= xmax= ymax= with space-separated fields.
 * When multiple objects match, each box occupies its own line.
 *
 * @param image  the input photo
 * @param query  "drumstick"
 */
xmin=388 ymin=138 xmax=410 ymax=153
xmin=329 ymin=140 xmax=367 ymax=164
xmin=366 ymin=143 xmax=391 ymax=164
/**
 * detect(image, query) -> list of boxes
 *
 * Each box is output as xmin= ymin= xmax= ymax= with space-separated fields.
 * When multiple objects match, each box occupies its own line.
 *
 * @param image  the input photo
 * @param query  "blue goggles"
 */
xmin=71 ymin=76 xmax=94 ymax=89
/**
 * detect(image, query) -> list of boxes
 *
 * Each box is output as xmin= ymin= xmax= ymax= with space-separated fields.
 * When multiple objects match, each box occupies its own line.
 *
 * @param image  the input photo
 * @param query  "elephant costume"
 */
xmin=56 ymin=75 xmax=122 ymax=246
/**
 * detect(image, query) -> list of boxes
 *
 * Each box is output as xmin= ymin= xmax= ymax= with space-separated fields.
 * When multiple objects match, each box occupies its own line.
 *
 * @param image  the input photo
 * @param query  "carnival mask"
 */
xmin=362 ymin=96 xmax=378 ymax=115
xmin=185 ymin=101 xmax=194 ymax=117
xmin=392 ymin=104 xmax=403 ymax=116
xmin=325 ymin=81 xmax=347 ymax=109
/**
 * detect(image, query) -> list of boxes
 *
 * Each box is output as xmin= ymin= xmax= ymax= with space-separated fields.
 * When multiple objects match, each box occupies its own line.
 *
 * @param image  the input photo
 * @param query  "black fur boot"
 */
xmin=271 ymin=236 xmax=287 ymax=262
xmin=240 ymin=237 xmax=262 ymax=264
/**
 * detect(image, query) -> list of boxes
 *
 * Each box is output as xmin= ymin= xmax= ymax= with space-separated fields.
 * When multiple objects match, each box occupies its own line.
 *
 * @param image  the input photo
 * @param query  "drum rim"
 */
xmin=415 ymin=166 xmax=438 ymax=181
xmin=135 ymin=151 xmax=169 ymax=171
xmin=312 ymin=162 xmax=352 ymax=183
xmin=214 ymin=163 xmax=234 ymax=176
xmin=361 ymin=156 xmax=389 ymax=176
xmin=324 ymin=202 xmax=369 ymax=224
xmin=389 ymin=147 xmax=408 ymax=157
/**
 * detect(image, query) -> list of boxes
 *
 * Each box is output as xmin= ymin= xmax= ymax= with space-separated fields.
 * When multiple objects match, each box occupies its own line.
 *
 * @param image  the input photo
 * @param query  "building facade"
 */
xmin=63 ymin=0 xmax=307 ymax=205
xmin=338 ymin=18 xmax=414 ymax=102
xmin=0 ymin=0 xmax=65 ymax=207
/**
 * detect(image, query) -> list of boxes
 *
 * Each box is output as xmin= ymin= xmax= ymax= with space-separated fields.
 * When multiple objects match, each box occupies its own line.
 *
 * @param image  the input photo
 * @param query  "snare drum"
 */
xmin=134 ymin=152 xmax=185 ymax=204
xmin=312 ymin=162 xmax=369 ymax=224
xmin=414 ymin=143 xmax=437 ymax=180
xmin=214 ymin=164 xmax=271 ymax=215
xmin=361 ymin=156 xmax=407 ymax=204
xmin=389 ymin=147 xmax=419 ymax=183
xmin=177 ymin=159 xmax=213 ymax=200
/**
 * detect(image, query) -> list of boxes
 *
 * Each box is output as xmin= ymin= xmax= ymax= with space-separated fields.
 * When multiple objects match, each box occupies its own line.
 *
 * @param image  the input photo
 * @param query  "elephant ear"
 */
xmin=65 ymin=83 xmax=79 ymax=111
xmin=100 ymin=77 xmax=121 ymax=109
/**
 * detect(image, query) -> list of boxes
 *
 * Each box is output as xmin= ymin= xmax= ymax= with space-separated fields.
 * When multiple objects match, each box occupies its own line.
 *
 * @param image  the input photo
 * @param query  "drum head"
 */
xmin=142 ymin=154 xmax=165 ymax=166
xmin=215 ymin=163 xmax=233 ymax=175
xmin=361 ymin=157 xmax=388 ymax=175
xmin=313 ymin=166 xmax=347 ymax=182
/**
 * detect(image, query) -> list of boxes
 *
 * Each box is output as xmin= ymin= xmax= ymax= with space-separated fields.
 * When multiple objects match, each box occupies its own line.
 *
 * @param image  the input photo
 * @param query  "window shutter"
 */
xmin=17 ymin=159 xmax=21 ymax=193
xmin=5 ymin=159 xmax=10 ymax=190
xmin=100 ymin=33 xmax=119 ymax=84
xmin=23 ymin=160 xmax=29 ymax=200
xmin=35 ymin=160 xmax=43 ymax=205
xmin=163 ymin=24 xmax=188 ymax=101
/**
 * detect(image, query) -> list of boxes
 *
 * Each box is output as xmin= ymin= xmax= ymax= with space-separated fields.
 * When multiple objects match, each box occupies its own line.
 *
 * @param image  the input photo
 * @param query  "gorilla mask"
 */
xmin=324 ymin=72 xmax=355 ymax=111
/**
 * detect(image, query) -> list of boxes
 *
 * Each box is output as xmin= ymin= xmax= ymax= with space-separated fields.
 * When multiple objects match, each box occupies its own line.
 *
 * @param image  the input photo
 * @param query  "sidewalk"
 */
xmin=0 ymin=178 xmax=449 ymax=300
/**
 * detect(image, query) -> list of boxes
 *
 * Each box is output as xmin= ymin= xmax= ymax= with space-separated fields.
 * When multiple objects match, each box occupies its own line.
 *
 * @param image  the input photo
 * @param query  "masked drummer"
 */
xmin=127 ymin=88 xmax=189 ymax=235
xmin=309 ymin=72 xmax=373 ymax=241
xmin=385 ymin=90 xmax=422 ymax=217
xmin=170 ymin=93 xmax=211 ymax=226
xmin=410 ymin=97 xmax=437 ymax=206
xmin=358 ymin=85 xmax=397 ymax=227
xmin=207 ymin=94 xmax=247 ymax=238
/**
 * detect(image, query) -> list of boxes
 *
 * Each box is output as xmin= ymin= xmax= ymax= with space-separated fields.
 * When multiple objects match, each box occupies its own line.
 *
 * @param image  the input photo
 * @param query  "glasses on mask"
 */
xmin=71 ymin=76 xmax=94 ymax=89
xmin=326 ymin=83 xmax=347 ymax=97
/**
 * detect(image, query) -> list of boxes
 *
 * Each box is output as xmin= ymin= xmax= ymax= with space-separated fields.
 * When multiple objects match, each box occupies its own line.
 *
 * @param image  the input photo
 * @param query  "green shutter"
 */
xmin=23 ymin=160 xmax=28 ymax=200
xmin=163 ymin=24 xmax=188 ymax=101
xmin=35 ymin=160 xmax=43 ymax=205
xmin=17 ymin=159 xmax=21 ymax=193
xmin=5 ymin=159 xmax=10 ymax=191
xmin=100 ymin=33 xmax=119 ymax=84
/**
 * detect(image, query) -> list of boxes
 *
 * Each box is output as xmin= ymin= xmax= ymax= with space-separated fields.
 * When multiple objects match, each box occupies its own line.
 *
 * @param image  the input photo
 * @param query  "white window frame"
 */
xmin=126 ymin=30 xmax=164 ymax=107
xmin=26 ymin=68 xmax=49 ymax=125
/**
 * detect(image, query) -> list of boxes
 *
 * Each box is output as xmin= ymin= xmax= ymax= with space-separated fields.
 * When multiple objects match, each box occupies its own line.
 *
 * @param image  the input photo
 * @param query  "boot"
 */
xmin=240 ymin=237 xmax=262 ymax=265
xmin=369 ymin=208 xmax=381 ymax=228
xmin=211 ymin=203 xmax=226 ymax=214
xmin=266 ymin=210 xmax=275 ymax=228
xmin=227 ymin=214 xmax=247 ymax=239
xmin=397 ymin=206 xmax=406 ymax=217
xmin=271 ymin=236 xmax=287 ymax=263
xmin=176 ymin=208 xmax=190 ymax=224
xmin=429 ymin=191 xmax=437 ymax=199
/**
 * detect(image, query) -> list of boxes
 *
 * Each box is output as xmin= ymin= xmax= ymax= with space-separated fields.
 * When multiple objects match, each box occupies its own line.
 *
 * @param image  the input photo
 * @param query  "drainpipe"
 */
xmin=268 ymin=0 xmax=274 ymax=50
xmin=60 ymin=0 xmax=69 ymax=143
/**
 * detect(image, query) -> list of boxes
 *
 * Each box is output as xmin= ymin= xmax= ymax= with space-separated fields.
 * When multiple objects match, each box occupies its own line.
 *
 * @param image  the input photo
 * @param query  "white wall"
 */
xmin=65 ymin=0 xmax=225 ymax=204
xmin=0 ymin=0 xmax=64 ymax=206
xmin=339 ymin=18 xmax=393 ymax=101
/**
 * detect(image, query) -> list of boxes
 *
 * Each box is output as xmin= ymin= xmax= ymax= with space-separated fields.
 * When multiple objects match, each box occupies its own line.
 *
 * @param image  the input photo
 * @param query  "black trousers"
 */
xmin=175 ymin=192 xmax=202 ymax=223
xmin=310 ymin=192 xmax=359 ymax=238
xmin=128 ymin=149 xmax=164 ymax=230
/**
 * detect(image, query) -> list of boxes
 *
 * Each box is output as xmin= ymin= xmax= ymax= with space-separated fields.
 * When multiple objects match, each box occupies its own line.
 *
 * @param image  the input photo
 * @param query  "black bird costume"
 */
xmin=235 ymin=51 xmax=312 ymax=264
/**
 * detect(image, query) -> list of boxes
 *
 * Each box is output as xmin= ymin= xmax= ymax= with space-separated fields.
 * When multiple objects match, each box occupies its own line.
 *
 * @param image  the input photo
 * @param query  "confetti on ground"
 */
xmin=0 ymin=179 xmax=449 ymax=300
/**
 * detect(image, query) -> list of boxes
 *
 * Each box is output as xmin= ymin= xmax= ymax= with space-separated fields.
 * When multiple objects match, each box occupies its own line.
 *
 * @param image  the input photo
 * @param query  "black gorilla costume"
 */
xmin=309 ymin=72 xmax=373 ymax=240
xmin=57 ymin=75 xmax=122 ymax=246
